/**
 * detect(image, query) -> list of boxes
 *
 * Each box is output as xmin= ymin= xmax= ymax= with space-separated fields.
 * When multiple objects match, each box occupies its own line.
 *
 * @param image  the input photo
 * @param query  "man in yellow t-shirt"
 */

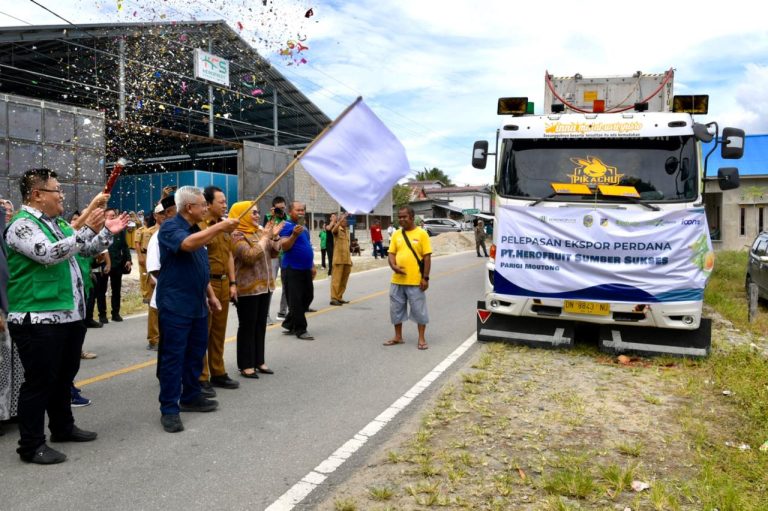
xmin=384 ymin=206 xmax=432 ymax=350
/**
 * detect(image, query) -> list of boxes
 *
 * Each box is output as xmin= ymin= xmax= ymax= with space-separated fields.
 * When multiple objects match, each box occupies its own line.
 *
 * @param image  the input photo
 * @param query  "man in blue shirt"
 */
xmin=156 ymin=186 xmax=238 ymax=433
xmin=279 ymin=201 xmax=317 ymax=340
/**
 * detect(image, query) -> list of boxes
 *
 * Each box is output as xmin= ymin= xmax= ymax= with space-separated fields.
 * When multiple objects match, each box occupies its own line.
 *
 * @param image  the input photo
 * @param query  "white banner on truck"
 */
xmin=494 ymin=205 xmax=713 ymax=302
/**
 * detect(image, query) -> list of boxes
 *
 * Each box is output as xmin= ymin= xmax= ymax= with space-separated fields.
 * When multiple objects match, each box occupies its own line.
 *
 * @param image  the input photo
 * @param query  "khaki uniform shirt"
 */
xmin=332 ymin=225 xmax=352 ymax=266
xmin=199 ymin=217 xmax=232 ymax=277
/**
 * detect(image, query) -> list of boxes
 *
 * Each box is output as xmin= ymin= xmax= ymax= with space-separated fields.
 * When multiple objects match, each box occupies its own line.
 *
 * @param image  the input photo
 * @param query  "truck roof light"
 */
xmin=622 ymin=113 xmax=634 ymax=119
xmin=593 ymin=100 xmax=605 ymax=113
xmin=551 ymin=103 xmax=565 ymax=113
xmin=673 ymin=95 xmax=709 ymax=114
xmin=634 ymin=102 xmax=649 ymax=112
xmin=497 ymin=97 xmax=529 ymax=115
xmin=668 ymin=121 xmax=687 ymax=128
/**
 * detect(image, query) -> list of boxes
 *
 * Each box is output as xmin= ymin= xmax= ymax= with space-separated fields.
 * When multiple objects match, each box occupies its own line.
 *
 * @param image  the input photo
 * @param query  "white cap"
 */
xmin=154 ymin=204 xmax=164 ymax=214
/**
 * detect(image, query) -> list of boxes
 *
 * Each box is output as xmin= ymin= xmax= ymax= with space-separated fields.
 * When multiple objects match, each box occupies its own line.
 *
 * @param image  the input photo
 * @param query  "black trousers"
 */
xmin=321 ymin=249 xmax=328 ymax=268
xmin=108 ymin=268 xmax=124 ymax=315
xmin=235 ymin=293 xmax=271 ymax=370
xmin=87 ymin=273 xmax=109 ymax=320
xmin=9 ymin=319 xmax=86 ymax=456
xmin=281 ymin=267 xmax=314 ymax=335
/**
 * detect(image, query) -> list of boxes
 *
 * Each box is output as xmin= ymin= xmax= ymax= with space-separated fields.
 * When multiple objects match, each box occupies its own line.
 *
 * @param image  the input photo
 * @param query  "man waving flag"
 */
xmin=299 ymin=97 xmax=411 ymax=214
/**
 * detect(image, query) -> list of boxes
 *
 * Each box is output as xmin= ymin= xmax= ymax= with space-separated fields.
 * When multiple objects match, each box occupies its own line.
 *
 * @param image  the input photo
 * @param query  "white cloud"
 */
xmin=2 ymin=0 xmax=767 ymax=186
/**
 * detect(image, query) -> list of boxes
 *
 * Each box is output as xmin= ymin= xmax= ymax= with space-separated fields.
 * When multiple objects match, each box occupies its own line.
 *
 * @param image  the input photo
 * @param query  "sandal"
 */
xmin=383 ymin=339 xmax=404 ymax=346
xmin=81 ymin=351 xmax=98 ymax=359
xmin=239 ymin=369 xmax=259 ymax=379
xmin=417 ymin=342 xmax=429 ymax=350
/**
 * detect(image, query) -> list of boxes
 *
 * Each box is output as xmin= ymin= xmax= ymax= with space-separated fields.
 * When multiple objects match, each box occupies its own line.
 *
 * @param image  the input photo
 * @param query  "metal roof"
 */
xmin=703 ymin=134 xmax=767 ymax=177
xmin=0 ymin=20 xmax=330 ymax=166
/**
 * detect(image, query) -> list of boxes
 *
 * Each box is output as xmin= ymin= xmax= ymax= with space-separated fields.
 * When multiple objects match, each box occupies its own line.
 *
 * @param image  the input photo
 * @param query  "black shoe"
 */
xmin=340 ymin=300 xmax=350 ymax=304
xmin=180 ymin=397 xmax=218 ymax=413
xmin=19 ymin=444 xmax=67 ymax=464
xmin=111 ymin=314 xmax=123 ymax=322
xmin=296 ymin=331 xmax=315 ymax=341
xmin=276 ymin=312 xmax=286 ymax=319
xmin=50 ymin=425 xmax=98 ymax=443
xmin=307 ymin=308 xmax=317 ymax=312
xmin=98 ymin=316 xmax=109 ymax=324
xmin=200 ymin=381 xmax=217 ymax=398
xmin=210 ymin=374 xmax=240 ymax=389
xmin=85 ymin=319 xmax=102 ymax=328
xmin=161 ymin=414 xmax=184 ymax=433
xmin=330 ymin=300 xmax=343 ymax=306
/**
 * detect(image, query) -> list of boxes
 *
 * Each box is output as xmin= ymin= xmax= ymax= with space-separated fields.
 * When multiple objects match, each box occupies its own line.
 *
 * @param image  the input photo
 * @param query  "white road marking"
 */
xmin=264 ymin=333 xmax=478 ymax=511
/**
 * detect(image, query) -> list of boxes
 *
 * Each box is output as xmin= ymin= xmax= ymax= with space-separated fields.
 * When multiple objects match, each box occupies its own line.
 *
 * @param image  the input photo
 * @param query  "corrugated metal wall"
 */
xmin=108 ymin=170 xmax=238 ymax=213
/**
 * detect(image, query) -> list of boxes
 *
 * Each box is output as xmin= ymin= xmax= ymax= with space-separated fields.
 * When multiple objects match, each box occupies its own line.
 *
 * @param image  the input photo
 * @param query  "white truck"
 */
xmin=472 ymin=70 xmax=745 ymax=356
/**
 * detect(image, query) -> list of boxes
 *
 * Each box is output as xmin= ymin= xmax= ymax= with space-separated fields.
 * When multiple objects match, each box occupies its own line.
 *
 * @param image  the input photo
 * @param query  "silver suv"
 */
xmin=746 ymin=232 xmax=768 ymax=300
xmin=422 ymin=218 xmax=463 ymax=236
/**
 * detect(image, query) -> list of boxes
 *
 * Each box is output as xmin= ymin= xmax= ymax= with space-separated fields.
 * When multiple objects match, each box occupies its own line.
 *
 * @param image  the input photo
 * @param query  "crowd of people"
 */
xmin=0 ymin=168 xmax=434 ymax=465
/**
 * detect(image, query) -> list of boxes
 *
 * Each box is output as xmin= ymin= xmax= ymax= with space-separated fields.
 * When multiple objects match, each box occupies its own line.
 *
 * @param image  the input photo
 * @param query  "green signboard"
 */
xmin=462 ymin=208 xmax=480 ymax=215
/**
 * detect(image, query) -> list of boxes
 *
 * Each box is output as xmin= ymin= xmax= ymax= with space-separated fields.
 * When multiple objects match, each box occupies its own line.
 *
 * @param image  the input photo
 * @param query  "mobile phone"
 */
xmin=297 ymin=216 xmax=306 ymax=226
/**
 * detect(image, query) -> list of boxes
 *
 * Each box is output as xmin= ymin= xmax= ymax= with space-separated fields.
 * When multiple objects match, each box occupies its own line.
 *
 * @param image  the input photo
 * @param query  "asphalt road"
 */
xmin=0 ymin=251 xmax=485 ymax=510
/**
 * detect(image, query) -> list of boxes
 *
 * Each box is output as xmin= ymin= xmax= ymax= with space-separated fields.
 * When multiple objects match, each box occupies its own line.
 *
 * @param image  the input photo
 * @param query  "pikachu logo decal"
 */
xmin=568 ymin=156 xmax=624 ymax=185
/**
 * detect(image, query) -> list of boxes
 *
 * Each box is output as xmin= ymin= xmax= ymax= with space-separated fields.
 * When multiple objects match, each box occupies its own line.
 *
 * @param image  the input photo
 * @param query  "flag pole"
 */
xmin=238 ymin=96 xmax=364 ymax=220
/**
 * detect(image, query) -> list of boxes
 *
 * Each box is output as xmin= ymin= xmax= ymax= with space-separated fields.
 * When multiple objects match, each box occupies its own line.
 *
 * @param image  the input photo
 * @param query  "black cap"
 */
xmin=160 ymin=195 xmax=176 ymax=210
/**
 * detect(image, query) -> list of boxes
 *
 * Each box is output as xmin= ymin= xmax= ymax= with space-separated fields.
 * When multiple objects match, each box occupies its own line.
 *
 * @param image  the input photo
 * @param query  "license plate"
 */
xmin=563 ymin=300 xmax=610 ymax=316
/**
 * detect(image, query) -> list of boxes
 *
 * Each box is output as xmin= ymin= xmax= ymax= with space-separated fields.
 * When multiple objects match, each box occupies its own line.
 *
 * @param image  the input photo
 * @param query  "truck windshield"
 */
xmin=497 ymin=136 xmax=698 ymax=202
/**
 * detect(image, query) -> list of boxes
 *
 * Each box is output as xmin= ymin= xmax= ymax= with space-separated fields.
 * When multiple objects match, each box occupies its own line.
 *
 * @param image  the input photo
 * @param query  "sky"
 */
xmin=2 ymin=0 xmax=767 ymax=186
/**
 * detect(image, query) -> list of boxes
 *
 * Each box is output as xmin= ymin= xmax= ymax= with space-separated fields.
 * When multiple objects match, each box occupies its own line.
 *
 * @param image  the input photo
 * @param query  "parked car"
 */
xmin=746 ymin=232 xmax=768 ymax=301
xmin=422 ymin=218 xmax=463 ymax=236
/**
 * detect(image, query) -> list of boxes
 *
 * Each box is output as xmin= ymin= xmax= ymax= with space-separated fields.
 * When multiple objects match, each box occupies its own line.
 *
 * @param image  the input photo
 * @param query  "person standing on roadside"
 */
xmin=474 ymin=219 xmax=489 ymax=257
xmin=265 ymin=196 xmax=287 ymax=322
xmin=279 ymin=201 xmax=317 ymax=340
xmin=155 ymin=186 xmax=238 ymax=433
xmin=319 ymin=222 xmax=328 ymax=269
xmin=370 ymin=219 xmax=384 ymax=259
xmin=383 ymin=206 xmax=432 ymax=351
xmin=134 ymin=212 xmax=157 ymax=304
xmin=5 ymin=168 xmax=128 ymax=464
xmin=229 ymin=202 xmax=281 ymax=378
xmin=198 ymin=186 xmax=240 ymax=398
xmin=145 ymin=196 xmax=177 ymax=352
xmin=325 ymin=213 xmax=337 ymax=275
xmin=329 ymin=212 xmax=352 ymax=306
xmin=104 ymin=208 xmax=132 ymax=323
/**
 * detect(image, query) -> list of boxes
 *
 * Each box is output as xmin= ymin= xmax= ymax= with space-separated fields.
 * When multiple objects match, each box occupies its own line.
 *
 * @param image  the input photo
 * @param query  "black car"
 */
xmin=746 ymin=232 xmax=768 ymax=300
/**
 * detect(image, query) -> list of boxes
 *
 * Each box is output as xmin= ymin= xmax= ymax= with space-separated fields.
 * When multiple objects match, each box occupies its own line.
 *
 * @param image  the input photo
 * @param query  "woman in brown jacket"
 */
xmin=229 ymin=201 xmax=281 ymax=378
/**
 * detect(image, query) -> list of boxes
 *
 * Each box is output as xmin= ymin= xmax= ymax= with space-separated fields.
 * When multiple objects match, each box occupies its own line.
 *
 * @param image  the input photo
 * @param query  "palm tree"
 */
xmin=414 ymin=167 xmax=454 ymax=186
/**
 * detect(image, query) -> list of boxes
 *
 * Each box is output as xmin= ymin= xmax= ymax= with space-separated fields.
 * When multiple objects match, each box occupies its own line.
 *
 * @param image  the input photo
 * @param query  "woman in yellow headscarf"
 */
xmin=228 ymin=202 xmax=282 ymax=378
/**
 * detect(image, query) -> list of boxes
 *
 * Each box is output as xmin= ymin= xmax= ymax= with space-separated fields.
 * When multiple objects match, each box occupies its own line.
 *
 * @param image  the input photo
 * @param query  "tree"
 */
xmin=392 ymin=183 xmax=412 ymax=210
xmin=414 ymin=167 xmax=453 ymax=186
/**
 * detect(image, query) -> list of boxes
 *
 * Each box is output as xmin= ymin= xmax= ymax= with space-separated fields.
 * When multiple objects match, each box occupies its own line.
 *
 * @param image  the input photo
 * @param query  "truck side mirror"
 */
xmin=472 ymin=141 xmax=488 ymax=169
xmin=721 ymin=128 xmax=745 ymax=159
xmin=718 ymin=167 xmax=740 ymax=191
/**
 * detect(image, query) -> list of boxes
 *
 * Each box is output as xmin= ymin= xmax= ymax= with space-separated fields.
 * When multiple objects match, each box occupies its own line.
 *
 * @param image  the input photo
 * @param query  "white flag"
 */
xmin=299 ymin=98 xmax=410 ymax=214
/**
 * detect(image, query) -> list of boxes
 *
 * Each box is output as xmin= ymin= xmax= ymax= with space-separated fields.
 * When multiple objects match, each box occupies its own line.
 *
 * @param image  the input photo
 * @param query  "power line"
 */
xmin=27 ymin=0 xmax=76 ymax=26
xmin=0 ymin=10 xmax=33 ymax=25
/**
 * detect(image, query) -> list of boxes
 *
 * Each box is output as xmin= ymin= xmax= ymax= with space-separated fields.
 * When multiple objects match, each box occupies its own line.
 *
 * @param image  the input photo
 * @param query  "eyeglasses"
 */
xmin=37 ymin=188 xmax=64 ymax=196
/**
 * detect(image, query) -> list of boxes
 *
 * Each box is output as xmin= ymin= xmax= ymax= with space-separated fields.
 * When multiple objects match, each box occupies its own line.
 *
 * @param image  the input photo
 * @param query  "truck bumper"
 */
xmin=477 ymin=301 xmax=710 ymax=357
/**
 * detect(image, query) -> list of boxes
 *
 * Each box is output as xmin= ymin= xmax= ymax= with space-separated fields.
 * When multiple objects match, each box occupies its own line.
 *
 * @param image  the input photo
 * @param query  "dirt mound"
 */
xmin=430 ymin=231 xmax=475 ymax=254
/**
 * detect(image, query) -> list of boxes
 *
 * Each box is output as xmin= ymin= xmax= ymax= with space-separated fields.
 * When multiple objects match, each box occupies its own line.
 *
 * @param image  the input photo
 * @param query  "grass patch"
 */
xmin=542 ymin=467 xmax=598 ymax=499
xmin=615 ymin=441 xmax=643 ymax=457
xmin=367 ymin=486 xmax=394 ymax=501
xmin=333 ymin=497 xmax=357 ymax=511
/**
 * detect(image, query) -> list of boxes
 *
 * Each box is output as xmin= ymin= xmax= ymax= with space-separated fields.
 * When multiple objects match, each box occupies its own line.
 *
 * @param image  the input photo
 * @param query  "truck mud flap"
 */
xmin=477 ymin=301 xmax=574 ymax=349
xmin=598 ymin=318 xmax=711 ymax=358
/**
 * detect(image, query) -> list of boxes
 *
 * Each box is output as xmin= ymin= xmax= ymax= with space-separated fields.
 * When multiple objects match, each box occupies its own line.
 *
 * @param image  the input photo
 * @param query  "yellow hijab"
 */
xmin=228 ymin=201 xmax=259 ymax=234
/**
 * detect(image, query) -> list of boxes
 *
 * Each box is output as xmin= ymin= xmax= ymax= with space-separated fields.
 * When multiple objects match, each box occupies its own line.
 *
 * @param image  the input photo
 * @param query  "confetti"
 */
xmin=305 ymin=8 xmax=313 ymax=18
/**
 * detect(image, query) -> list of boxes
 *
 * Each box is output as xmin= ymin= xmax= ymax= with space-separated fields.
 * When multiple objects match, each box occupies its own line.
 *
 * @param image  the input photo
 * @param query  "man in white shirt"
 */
xmin=145 ymin=197 xmax=177 ymax=351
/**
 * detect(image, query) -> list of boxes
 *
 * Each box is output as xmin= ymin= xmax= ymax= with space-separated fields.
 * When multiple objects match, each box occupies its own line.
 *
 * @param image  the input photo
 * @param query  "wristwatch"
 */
xmin=423 ymin=276 xmax=430 ymax=281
